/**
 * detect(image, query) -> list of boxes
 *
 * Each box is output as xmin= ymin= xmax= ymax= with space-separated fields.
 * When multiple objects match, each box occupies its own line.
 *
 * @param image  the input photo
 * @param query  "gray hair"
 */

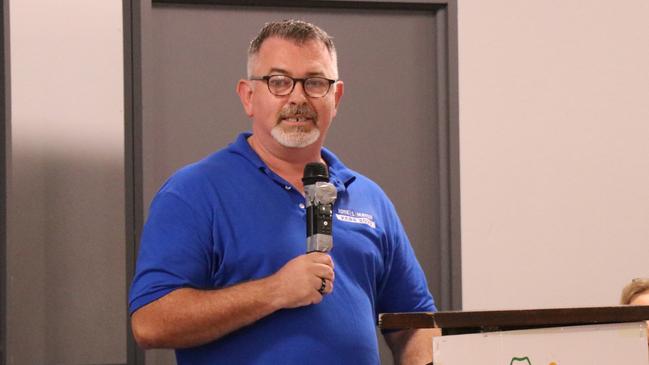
xmin=246 ymin=19 xmax=338 ymax=78
xmin=620 ymin=278 xmax=649 ymax=304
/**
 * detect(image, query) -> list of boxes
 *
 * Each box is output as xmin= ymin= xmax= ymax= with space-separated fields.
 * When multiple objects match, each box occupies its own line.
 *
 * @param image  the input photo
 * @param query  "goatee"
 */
xmin=271 ymin=125 xmax=320 ymax=148
xmin=272 ymin=104 xmax=319 ymax=148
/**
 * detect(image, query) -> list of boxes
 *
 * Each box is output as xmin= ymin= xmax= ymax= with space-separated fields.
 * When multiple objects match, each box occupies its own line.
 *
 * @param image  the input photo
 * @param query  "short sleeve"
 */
xmin=128 ymin=191 xmax=214 ymax=314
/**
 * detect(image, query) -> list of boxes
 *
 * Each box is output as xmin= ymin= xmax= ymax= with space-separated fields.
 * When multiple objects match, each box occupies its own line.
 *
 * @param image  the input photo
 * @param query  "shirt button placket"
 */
xmin=281 ymin=184 xmax=305 ymax=210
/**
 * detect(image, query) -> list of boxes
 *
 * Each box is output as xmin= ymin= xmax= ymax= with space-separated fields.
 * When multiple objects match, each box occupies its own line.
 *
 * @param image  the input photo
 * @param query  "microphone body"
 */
xmin=302 ymin=162 xmax=337 ymax=253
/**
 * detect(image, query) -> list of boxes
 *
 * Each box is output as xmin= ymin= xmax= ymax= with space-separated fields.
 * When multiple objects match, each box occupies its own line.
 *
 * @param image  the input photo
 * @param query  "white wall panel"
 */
xmin=459 ymin=0 xmax=649 ymax=310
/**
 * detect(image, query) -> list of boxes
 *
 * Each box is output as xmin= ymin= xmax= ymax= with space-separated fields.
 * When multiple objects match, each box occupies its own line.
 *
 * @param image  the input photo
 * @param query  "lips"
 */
xmin=281 ymin=116 xmax=313 ymax=123
xmin=278 ymin=104 xmax=317 ymax=125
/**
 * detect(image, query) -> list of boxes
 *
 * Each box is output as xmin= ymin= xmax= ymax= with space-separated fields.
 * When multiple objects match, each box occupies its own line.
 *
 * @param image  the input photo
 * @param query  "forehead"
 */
xmin=253 ymin=37 xmax=336 ymax=76
xmin=631 ymin=291 xmax=649 ymax=305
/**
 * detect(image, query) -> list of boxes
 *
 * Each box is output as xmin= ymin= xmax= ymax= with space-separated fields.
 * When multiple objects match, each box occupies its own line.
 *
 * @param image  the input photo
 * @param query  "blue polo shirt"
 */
xmin=129 ymin=132 xmax=435 ymax=364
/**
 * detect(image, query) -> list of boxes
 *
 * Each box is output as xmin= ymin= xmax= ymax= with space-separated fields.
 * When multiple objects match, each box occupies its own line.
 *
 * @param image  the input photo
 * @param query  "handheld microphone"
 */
xmin=302 ymin=162 xmax=337 ymax=253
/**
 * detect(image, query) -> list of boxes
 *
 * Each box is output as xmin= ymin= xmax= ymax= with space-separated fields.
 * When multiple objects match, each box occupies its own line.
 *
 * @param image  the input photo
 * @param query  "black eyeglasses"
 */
xmin=250 ymin=75 xmax=337 ymax=98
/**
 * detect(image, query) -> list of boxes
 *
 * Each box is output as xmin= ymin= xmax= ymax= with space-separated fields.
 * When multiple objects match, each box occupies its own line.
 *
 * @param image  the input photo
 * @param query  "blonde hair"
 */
xmin=620 ymin=278 xmax=649 ymax=304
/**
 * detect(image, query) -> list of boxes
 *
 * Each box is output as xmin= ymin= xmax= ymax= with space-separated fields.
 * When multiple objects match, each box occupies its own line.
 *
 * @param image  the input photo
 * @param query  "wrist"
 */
xmin=259 ymin=274 xmax=287 ymax=311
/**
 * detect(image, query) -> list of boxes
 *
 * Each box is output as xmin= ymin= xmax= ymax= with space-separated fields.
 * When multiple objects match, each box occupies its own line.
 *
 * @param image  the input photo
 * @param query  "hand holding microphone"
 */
xmin=267 ymin=162 xmax=338 ymax=308
xmin=271 ymin=253 xmax=334 ymax=308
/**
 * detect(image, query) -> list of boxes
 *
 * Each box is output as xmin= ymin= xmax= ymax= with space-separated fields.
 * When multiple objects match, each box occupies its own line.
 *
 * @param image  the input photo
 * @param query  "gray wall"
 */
xmin=5 ymin=1 xmax=126 ymax=364
xmin=1 ymin=0 xmax=8 ymax=362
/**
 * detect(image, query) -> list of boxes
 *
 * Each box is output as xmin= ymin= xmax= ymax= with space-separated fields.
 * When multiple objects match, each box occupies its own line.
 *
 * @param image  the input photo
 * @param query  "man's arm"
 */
xmin=384 ymin=328 xmax=440 ymax=365
xmin=131 ymin=253 xmax=334 ymax=349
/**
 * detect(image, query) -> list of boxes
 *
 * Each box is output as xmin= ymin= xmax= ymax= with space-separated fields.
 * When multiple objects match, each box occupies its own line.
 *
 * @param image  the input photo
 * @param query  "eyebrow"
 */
xmin=268 ymin=67 xmax=289 ymax=75
xmin=267 ymin=67 xmax=327 ymax=78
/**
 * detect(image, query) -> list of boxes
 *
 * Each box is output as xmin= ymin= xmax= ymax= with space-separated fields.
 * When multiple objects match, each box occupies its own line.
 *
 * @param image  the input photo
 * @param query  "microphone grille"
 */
xmin=302 ymin=162 xmax=329 ymax=184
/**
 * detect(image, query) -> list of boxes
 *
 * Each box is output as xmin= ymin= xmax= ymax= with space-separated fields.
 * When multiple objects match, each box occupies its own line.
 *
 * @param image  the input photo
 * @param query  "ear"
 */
xmin=236 ymin=79 xmax=254 ymax=117
xmin=332 ymin=80 xmax=344 ymax=114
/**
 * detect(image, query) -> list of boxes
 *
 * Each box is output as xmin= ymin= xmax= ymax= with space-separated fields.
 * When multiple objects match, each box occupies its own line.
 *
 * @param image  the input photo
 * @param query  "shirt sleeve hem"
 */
xmin=128 ymin=287 xmax=177 ymax=316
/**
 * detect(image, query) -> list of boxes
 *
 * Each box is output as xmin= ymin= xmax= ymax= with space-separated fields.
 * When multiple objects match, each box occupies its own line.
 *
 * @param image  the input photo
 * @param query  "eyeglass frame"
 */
xmin=249 ymin=74 xmax=337 ymax=98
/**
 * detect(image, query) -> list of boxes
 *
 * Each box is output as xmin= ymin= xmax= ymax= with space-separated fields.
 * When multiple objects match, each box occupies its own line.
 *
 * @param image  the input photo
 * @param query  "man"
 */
xmin=129 ymin=20 xmax=436 ymax=364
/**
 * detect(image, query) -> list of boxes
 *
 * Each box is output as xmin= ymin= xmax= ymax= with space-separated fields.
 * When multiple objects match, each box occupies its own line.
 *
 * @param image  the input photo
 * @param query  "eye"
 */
xmin=305 ymin=78 xmax=328 ymax=89
xmin=268 ymin=76 xmax=292 ymax=89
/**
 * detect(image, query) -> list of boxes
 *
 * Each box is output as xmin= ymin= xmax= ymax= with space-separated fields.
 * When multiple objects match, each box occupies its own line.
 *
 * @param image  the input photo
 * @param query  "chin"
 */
xmin=271 ymin=127 xmax=320 ymax=148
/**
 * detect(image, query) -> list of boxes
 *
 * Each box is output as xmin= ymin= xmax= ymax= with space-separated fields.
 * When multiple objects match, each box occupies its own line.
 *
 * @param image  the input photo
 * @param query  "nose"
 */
xmin=287 ymin=80 xmax=309 ymax=104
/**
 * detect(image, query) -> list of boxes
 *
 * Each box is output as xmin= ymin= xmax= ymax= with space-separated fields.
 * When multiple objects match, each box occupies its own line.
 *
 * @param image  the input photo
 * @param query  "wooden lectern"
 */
xmin=380 ymin=305 xmax=649 ymax=364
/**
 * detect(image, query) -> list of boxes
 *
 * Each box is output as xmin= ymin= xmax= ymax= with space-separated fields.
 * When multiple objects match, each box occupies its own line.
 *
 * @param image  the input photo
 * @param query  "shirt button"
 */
xmin=284 ymin=185 xmax=291 ymax=190
xmin=299 ymin=203 xmax=305 ymax=209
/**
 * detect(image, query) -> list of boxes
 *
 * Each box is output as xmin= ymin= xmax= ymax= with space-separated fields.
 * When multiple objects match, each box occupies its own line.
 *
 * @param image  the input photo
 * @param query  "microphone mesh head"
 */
xmin=302 ymin=162 xmax=329 ymax=185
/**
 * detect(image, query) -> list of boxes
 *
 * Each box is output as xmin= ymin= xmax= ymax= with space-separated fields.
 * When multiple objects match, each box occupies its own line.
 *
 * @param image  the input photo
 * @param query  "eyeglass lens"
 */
xmin=267 ymin=75 xmax=331 ymax=97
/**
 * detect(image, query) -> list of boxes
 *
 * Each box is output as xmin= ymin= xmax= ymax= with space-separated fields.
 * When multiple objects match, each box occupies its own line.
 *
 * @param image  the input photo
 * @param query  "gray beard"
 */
xmin=271 ymin=124 xmax=320 ymax=148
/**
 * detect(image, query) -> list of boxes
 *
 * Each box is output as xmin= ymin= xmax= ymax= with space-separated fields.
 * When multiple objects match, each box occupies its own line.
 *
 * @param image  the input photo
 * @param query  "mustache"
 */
xmin=278 ymin=104 xmax=317 ymax=121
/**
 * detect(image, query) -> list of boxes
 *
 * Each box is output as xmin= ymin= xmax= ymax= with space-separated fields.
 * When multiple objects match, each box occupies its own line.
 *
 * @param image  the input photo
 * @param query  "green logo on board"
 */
xmin=510 ymin=357 xmax=532 ymax=365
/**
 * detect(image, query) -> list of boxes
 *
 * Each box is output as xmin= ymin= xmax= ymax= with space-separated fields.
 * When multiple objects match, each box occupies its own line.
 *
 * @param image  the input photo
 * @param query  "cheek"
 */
xmin=253 ymin=98 xmax=281 ymax=121
xmin=315 ymin=99 xmax=336 ymax=119
xmin=314 ymin=107 xmax=331 ymax=128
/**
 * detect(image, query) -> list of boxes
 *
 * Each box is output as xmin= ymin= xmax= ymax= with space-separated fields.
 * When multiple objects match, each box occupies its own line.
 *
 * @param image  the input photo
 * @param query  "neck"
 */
xmin=248 ymin=134 xmax=325 ymax=193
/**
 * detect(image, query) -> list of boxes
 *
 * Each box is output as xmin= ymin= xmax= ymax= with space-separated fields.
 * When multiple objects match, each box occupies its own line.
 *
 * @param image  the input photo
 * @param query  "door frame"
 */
xmin=123 ymin=1 xmax=460 ymax=364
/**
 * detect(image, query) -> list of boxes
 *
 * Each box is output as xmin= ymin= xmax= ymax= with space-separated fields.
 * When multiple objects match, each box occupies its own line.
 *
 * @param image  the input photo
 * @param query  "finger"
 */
xmin=307 ymin=253 xmax=334 ymax=268
xmin=311 ymin=276 xmax=326 ymax=291
xmin=316 ymin=277 xmax=327 ymax=296
xmin=305 ymin=272 xmax=333 ymax=300
xmin=321 ymin=278 xmax=334 ymax=295
xmin=323 ymin=278 xmax=334 ymax=295
xmin=313 ymin=265 xmax=334 ymax=281
xmin=312 ymin=292 xmax=324 ymax=304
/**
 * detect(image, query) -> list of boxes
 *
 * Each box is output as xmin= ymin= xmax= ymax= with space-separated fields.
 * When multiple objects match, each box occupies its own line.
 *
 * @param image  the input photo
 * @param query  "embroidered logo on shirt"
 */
xmin=335 ymin=208 xmax=376 ymax=229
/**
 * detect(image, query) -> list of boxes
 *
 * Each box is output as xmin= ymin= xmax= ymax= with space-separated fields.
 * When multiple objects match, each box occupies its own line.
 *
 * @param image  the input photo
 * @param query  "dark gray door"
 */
xmin=138 ymin=1 xmax=459 ymax=364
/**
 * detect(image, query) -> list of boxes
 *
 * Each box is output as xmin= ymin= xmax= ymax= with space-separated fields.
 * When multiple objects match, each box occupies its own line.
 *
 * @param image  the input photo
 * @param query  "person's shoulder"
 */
xmin=159 ymin=142 xmax=246 ymax=194
xmin=342 ymin=167 xmax=388 ymax=197
xmin=323 ymin=148 xmax=386 ymax=196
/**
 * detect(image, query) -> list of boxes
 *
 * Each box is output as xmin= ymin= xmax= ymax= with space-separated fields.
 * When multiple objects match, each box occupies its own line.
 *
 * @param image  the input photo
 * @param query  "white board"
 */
xmin=433 ymin=322 xmax=648 ymax=364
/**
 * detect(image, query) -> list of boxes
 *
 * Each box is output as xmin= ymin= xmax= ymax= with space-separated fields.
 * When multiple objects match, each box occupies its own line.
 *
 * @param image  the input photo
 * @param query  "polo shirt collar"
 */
xmin=228 ymin=132 xmax=267 ymax=171
xmin=321 ymin=147 xmax=356 ymax=191
xmin=228 ymin=132 xmax=356 ymax=191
